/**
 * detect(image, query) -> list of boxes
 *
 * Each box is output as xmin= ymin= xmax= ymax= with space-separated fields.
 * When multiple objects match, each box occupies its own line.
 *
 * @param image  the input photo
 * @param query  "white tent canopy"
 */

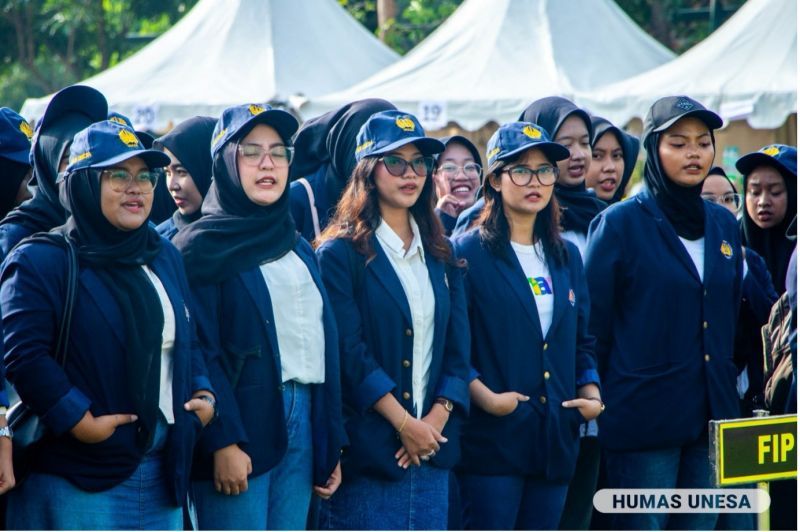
xmin=301 ymin=0 xmax=675 ymax=131
xmin=576 ymin=0 xmax=797 ymax=129
xmin=20 ymin=0 xmax=399 ymax=131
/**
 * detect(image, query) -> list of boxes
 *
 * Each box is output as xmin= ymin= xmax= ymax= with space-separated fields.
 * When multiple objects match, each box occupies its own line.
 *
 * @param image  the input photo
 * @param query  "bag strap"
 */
xmin=297 ymin=177 xmax=321 ymax=239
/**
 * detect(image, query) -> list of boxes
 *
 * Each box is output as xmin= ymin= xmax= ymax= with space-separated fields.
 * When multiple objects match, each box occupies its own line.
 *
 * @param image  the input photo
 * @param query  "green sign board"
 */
xmin=710 ymin=415 xmax=797 ymax=486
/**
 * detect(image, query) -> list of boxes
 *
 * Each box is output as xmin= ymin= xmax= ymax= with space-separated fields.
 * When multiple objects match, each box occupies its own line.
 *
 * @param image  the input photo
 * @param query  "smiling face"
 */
xmin=490 ymin=148 xmax=555 ymax=219
xmin=658 ymin=117 xmax=715 ymax=187
xmin=237 ymin=124 xmax=289 ymax=207
xmin=100 ymin=156 xmax=154 ymax=231
xmin=164 ymin=147 xmax=203 ymax=216
xmin=374 ymin=143 xmax=427 ymax=214
xmin=554 ymin=114 xmax=592 ymax=186
xmin=587 ymin=131 xmax=624 ymax=201
xmin=745 ymin=165 xmax=788 ymax=229
xmin=434 ymin=142 xmax=480 ymax=202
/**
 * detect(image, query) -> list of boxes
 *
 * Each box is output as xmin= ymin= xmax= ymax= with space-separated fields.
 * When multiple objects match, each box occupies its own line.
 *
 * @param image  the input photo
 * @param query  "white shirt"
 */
xmin=376 ymin=217 xmax=435 ymax=418
xmin=678 ymin=236 xmax=705 ymax=283
xmin=260 ymin=251 xmax=326 ymax=384
xmin=142 ymin=266 xmax=176 ymax=424
xmin=561 ymin=230 xmax=587 ymax=261
xmin=511 ymin=240 xmax=554 ymax=337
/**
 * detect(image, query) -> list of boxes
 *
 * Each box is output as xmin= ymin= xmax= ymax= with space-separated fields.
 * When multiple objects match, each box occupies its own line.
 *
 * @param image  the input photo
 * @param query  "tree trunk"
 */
xmin=646 ymin=0 xmax=672 ymax=49
xmin=377 ymin=0 xmax=397 ymax=42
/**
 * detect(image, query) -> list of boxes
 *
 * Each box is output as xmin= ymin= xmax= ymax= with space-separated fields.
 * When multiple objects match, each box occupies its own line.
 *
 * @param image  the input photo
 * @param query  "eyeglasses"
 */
xmin=237 ymin=144 xmax=294 ymax=167
xmin=437 ymin=162 xmax=482 ymax=180
xmin=101 ymin=169 xmax=159 ymax=194
xmin=380 ymin=155 xmax=435 ymax=177
xmin=502 ymin=165 xmax=558 ymax=187
xmin=701 ymin=192 xmax=742 ymax=208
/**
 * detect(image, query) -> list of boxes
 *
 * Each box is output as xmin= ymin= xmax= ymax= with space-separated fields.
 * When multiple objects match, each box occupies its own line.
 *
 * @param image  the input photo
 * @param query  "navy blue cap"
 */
xmin=0 ymin=107 xmax=33 ymax=165
xmin=736 ymin=144 xmax=797 ymax=179
xmin=354 ymin=110 xmax=444 ymax=162
xmin=66 ymin=120 xmax=170 ymax=173
xmin=211 ymin=103 xmax=298 ymax=157
xmin=437 ymin=135 xmax=482 ymax=167
xmin=107 ymin=112 xmax=133 ymax=128
xmin=643 ymin=96 xmax=722 ymax=142
xmin=486 ymin=122 xmax=570 ymax=168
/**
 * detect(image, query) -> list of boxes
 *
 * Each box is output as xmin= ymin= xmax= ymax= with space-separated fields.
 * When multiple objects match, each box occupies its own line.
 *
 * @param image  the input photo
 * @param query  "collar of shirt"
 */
xmin=375 ymin=215 xmax=426 ymax=264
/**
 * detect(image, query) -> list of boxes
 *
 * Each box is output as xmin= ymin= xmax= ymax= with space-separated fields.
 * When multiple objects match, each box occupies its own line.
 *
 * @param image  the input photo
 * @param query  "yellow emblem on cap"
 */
xmin=118 ymin=129 xmax=139 ymax=148
xmin=18 ymin=120 xmax=33 ymax=140
xmin=212 ymin=128 xmax=227 ymax=147
xmin=70 ymin=151 xmax=92 ymax=165
xmin=720 ymin=240 xmax=733 ymax=259
xmin=487 ymin=147 xmax=501 ymax=159
xmin=395 ymin=116 xmax=415 ymax=132
xmin=522 ymin=125 xmax=542 ymax=139
xmin=355 ymin=140 xmax=374 ymax=153
xmin=761 ymin=145 xmax=780 ymax=157
xmin=109 ymin=116 xmax=127 ymax=126
xmin=249 ymin=104 xmax=266 ymax=116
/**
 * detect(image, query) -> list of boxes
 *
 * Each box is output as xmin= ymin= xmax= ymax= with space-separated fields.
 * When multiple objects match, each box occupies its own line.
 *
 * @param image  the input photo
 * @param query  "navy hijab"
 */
xmin=590 ymin=116 xmax=640 ymax=204
xmin=154 ymin=116 xmax=216 ymax=230
xmin=173 ymin=121 xmax=297 ymax=286
xmin=519 ymin=97 xmax=606 ymax=234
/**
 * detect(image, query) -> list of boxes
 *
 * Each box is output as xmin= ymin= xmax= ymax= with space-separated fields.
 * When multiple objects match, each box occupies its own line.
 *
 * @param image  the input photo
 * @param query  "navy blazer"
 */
xmin=453 ymin=230 xmax=599 ymax=482
xmin=289 ymin=169 xmax=333 ymax=242
xmin=189 ymin=237 xmax=346 ymax=485
xmin=0 ymin=237 xmax=211 ymax=502
xmin=0 ymin=222 xmax=35 ymax=261
xmin=585 ymin=191 xmax=743 ymax=452
xmin=156 ymin=217 xmax=178 ymax=241
xmin=316 ymin=236 xmax=471 ymax=481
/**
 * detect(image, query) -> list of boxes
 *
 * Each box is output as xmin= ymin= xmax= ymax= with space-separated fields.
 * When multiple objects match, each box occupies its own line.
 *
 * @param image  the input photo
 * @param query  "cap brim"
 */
xmin=2 ymin=148 xmax=31 ymax=166
xmin=373 ymin=136 xmax=446 ymax=157
xmin=237 ymin=110 xmax=299 ymax=145
xmin=89 ymin=149 xmax=171 ymax=170
xmin=38 ymin=86 xmax=108 ymax=132
xmin=499 ymin=141 xmax=570 ymax=164
xmin=736 ymin=152 xmax=795 ymax=178
xmin=653 ymin=109 xmax=723 ymax=134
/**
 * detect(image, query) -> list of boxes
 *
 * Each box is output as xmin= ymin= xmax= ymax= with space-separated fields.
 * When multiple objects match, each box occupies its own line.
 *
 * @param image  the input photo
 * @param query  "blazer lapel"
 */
xmin=80 ymin=270 xmax=126 ymax=347
xmin=545 ymin=253 xmax=570 ymax=340
xmin=239 ymin=267 xmax=281 ymax=364
xmin=367 ymin=239 xmax=413 ymax=325
xmin=494 ymin=242 xmax=544 ymax=339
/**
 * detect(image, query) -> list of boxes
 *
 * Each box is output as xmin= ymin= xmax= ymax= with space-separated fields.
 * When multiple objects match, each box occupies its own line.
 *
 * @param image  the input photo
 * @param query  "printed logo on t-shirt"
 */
xmin=528 ymin=276 xmax=552 ymax=296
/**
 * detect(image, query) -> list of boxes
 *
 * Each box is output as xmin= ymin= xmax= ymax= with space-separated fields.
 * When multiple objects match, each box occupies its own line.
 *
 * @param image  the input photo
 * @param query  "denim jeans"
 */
xmin=319 ymin=464 xmax=449 ymax=530
xmin=604 ymin=436 xmax=719 ymax=530
xmin=192 ymin=381 xmax=313 ymax=530
xmin=7 ymin=420 xmax=180 ymax=530
xmin=458 ymin=473 xmax=569 ymax=530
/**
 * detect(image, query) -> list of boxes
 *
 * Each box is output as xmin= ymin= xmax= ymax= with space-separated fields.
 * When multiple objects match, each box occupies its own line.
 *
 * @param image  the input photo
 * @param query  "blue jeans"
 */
xmin=7 ymin=420 xmax=180 ymax=530
xmin=458 ymin=473 xmax=568 ymax=530
xmin=192 ymin=381 xmax=313 ymax=530
xmin=319 ymin=464 xmax=449 ymax=530
xmin=604 ymin=436 xmax=718 ymax=530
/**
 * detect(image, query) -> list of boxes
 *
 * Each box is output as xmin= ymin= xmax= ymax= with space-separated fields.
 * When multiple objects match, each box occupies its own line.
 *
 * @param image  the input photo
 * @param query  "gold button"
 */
xmin=544 ymin=371 xmax=551 ymax=380
xmin=402 ymin=392 xmax=411 ymax=400
xmin=402 ymin=359 xmax=411 ymax=368
xmin=539 ymin=396 xmax=547 ymax=404
xmin=703 ymin=321 xmax=708 ymax=329
xmin=704 ymin=289 xmax=708 ymax=297
xmin=543 ymin=343 xmax=549 ymax=351
xmin=704 ymin=354 xmax=711 ymax=362
xmin=405 ymin=328 xmax=413 ymax=337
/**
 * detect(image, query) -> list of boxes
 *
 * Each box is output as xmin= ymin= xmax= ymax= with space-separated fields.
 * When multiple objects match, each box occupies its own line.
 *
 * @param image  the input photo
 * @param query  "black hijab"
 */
xmin=741 ymin=164 xmax=797 ymax=293
xmin=3 ymin=113 xmax=91 ymax=231
xmin=590 ymin=116 xmax=640 ymax=204
xmin=57 ymin=164 xmax=164 ymax=448
xmin=519 ymin=97 xmax=606 ymax=234
xmin=155 ymin=116 xmax=216 ymax=231
xmin=172 ymin=128 xmax=297 ymax=286
xmin=291 ymin=99 xmax=397 ymax=205
xmin=0 ymin=158 xmax=30 ymax=219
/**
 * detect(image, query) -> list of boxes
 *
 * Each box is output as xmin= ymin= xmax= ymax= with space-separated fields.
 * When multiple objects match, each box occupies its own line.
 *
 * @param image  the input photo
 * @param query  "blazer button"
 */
xmin=402 ymin=391 xmax=411 ymax=400
xmin=405 ymin=328 xmax=413 ymax=337
xmin=278 ymin=384 xmax=286 ymax=391
xmin=704 ymin=289 xmax=708 ymax=297
xmin=402 ymin=359 xmax=411 ymax=368
xmin=543 ymin=371 xmax=551 ymax=380
xmin=543 ymin=342 xmax=549 ymax=351
xmin=704 ymin=354 xmax=711 ymax=362
xmin=539 ymin=396 xmax=547 ymax=404
xmin=703 ymin=321 xmax=708 ymax=329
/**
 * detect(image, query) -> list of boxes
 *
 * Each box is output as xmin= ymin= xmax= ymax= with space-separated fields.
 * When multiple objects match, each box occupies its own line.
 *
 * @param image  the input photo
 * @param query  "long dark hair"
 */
xmin=475 ymin=154 xmax=567 ymax=267
xmin=316 ymin=154 xmax=452 ymax=264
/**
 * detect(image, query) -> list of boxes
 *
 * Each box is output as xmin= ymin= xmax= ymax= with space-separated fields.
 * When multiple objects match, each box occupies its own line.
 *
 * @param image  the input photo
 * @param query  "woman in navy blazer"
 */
xmin=585 ymin=97 xmax=742 ymax=530
xmin=0 ymin=120 xmax=215 ymax=530
xmin=172 ymin=103 xmax=346 ymax=530
xmin=315 ymin=110 xmax=470 ymax=530
xmin=452 ymin=122 xmax=602 ymax=530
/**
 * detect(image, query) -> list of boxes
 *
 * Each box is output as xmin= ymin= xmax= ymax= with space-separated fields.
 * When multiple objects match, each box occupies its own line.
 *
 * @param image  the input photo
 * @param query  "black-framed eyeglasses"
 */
xmin=701 ymin=192 xmax=742 ymax=208
xmin=502 ymin=165 xmax=558 ymax=187
xmin=380 ymin=155 xmax=435 ymax=177
xmin=437 ymin=162 xmax=482 ymax=179
xmin=101 ymin=169 xmax=159 ymax=194
xmin=237 ymin=144 xmax=294 ymax=167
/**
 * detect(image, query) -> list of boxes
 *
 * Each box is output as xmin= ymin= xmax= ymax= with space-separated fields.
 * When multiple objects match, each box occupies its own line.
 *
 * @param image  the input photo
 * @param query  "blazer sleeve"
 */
xmin=433 ymin=258 xmax=471 ymax=413
xmin=316 ymin=240 xmax=396 ymax=414
xmin=190 ymin=283 xmax=249 ymax=453
xmin=0 ymin=245 xmax=91 ymax=435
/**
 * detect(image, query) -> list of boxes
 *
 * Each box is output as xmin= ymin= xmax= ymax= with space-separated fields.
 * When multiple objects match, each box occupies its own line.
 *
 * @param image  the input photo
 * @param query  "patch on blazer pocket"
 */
xmin=220 ymin=343 xmax=262 ymax=389
xmin=568 ymin=288 xmax=576 ymax=306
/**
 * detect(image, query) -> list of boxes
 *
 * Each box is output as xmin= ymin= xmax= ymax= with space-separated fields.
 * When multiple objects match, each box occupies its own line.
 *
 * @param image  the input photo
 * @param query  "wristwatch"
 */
xmin=434 ymin=398 xmax=454 ymax=412
xmin=0 ymin=426 xmax=13 ymax=439
xmin=196 ymin=394 xmax=218 ymax=424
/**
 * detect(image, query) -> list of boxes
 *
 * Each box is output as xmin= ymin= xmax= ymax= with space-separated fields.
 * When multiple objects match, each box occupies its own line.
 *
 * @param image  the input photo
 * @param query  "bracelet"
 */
xmin=584 ymin=396 xmax=606 ymax=412
xmin=196 ymin=394 xmax=218 ymax=423
xmin=397 ymin=410 xmax=409 ymax=434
